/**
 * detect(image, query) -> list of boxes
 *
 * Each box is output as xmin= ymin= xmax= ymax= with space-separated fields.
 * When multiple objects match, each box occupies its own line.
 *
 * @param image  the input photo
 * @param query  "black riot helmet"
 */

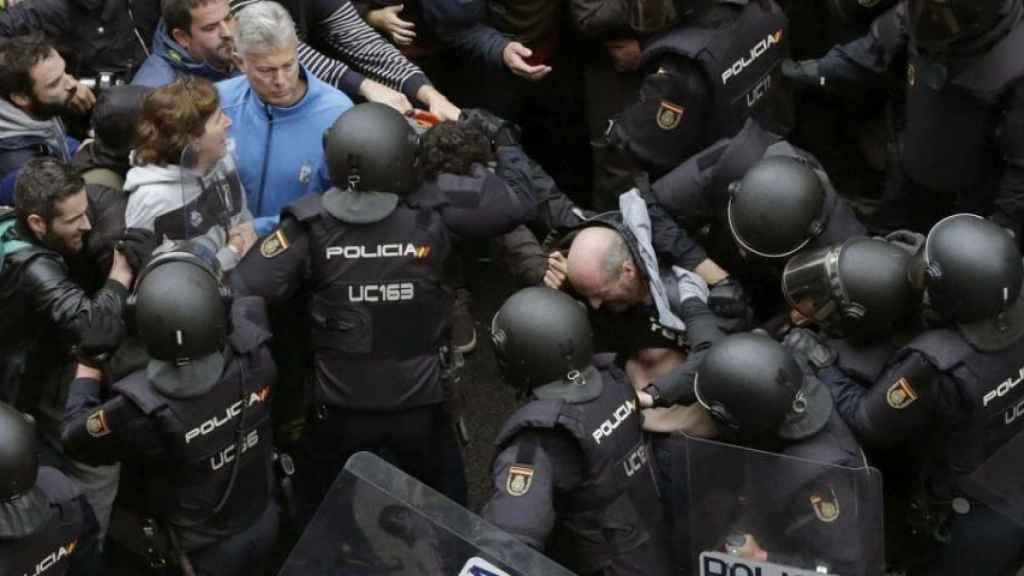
xmin=908 ymin=0 xmax=1015 ymax=52
xmin=910 ymin=214 xmax=1024 ymax=351
xmin=490 ymin=287 xmax=595 ymax=395
xmin=727 ymin=156 xmax=828 ymax=261
xmin=131 ymin=251 xmax=229 ymax=365
xmin=783 ymin=237 xmax=914 ymax=341
xmin=323 ymin=102 xmax=419 ymax=195
xmin=694 ymin=333 xmax=813 ymax=442
xmin=0 ymin=402 xmax=37 ymax=502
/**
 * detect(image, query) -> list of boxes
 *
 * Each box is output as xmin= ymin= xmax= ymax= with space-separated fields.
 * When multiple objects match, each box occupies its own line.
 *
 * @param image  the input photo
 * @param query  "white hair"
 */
xmin=233 ymin=1 xmax=298 ymax=58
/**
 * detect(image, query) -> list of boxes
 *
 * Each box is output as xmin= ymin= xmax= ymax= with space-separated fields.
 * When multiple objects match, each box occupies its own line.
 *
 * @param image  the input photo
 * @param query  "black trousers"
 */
xmin=298 ymin=403 xmax=467 ymax=522
xmin=190 ymin=503 xmax=280 ymax=576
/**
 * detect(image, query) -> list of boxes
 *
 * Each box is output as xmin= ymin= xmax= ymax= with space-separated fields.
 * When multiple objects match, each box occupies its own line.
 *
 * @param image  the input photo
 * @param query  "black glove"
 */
xmin=708 ymin=277 xmax=748 ymax=317
xmin=649 ymin=366 xmax=698 ymax=407
xmin=782 ymin=327 xmax=836 ymax=371
xmin=71 ymin=312 xmax=126 ymax=367
xmin=117 ymin=228 xmax=160 ymax=272
xmin=709 ymin=277 xmax=753 ymax=333
xmin=781 ymin=59 xmax=827 ymax=91
xmin=459 ymin=108 xmax=520 ymax=148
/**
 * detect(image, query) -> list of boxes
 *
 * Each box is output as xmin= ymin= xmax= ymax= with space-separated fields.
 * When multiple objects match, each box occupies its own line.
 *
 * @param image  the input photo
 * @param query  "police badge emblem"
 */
xmin=506 ymin=465 xmax=535 ymax=497
xmin=86 ymin=410 xmax=110 ymax=437
xmin=810 ymin=488 xmax=840 ymax=523
xmin=260 ymin=229 xmax=289 ymax=258
xmin=886 ymin=377 xmax=918 ymax=409
xmin=656 ymin=101 xmax=685 ymax=130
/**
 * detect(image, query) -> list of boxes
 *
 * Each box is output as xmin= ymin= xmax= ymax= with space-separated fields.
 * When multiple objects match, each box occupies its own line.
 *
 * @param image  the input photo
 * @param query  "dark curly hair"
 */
xmin=417 ymin=121 xmax=494 ymax=181
xmin=133 ymin=77 xmax=220 ymax=167
xmin=0 ymin=33 xmax=56 ymax=101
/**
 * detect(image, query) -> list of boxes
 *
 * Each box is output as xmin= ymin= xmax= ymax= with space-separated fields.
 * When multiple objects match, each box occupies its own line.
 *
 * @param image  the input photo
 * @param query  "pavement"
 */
xmin=452 ymin=256 xmax=525 ymax=511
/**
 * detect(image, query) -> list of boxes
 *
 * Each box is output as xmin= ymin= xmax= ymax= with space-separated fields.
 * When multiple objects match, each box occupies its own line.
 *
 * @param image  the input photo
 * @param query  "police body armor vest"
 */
xmin=113 ymin=299 xmax=275 ymax=549
xmin=902 ymin=23 xmax=1024 ymax=198
xmin=0 ymin=468 xmax=89 ymax=576
xmin=494 ymin=357 xmax=667 ymax=574
xmin=643 ymin=0 xmax=789 ymax=143
xmin=906 ymin=328 xmax=1024 ymax=490
xmin=285 ymin=192 xmax=452 ymax=411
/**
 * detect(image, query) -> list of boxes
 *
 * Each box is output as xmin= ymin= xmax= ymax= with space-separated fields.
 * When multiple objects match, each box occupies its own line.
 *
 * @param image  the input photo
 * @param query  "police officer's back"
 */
xmin=483 ymin=287 xmax=673 ymax=576
xmin=0 ymin=401 xmax=98 ymax=576
xmin=61 ymin=251 xmax=279 ymax=575
xmin=818 ymin=214 xmax=1024 ymax=575
xmin=229 ymin=103 xmax=540 ymax=511
xmin=599 ymin=0 xmax=791 ymax=204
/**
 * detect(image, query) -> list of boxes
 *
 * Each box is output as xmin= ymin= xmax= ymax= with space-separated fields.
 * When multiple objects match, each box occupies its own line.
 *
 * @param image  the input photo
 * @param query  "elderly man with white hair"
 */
xmin=218 ymin=0 xmax=353 ymax=235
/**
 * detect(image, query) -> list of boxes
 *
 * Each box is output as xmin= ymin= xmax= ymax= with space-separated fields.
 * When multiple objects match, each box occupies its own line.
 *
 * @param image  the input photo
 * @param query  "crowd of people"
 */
xmin=1 ymin=0 xmax=1024 ymax=575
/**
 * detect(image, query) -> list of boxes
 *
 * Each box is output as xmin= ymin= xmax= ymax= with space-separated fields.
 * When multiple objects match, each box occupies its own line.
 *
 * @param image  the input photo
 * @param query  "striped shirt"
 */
xmin=231 ymin=0 xmax=429 ymax=100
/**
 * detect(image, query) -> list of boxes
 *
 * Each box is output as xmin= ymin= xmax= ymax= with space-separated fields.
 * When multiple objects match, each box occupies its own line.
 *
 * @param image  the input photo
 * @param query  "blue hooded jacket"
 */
xmin=217 ymin=67 xmax=352 ymax=235
xmin=131 ymin=21 xmax=236 ymax=87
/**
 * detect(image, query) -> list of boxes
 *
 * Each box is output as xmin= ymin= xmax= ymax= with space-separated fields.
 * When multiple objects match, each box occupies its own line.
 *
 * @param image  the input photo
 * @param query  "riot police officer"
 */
xmin=0 ymin=401 xmax=98 ymax=576
xmin=597 ymin=0 xmax=791 ymax=207
xmin=646 ymin=119 xmax=866 ymax=318
xmin=61 ymin=250 xmax=280 ymax=576
xmin=784 ymin=0 xmax=1024 ymax=239
xmin=229 ymin=103 xmax=540 ymax=512
xmin=483 ymin=286 xmax=673 ymax=576
xmin=679 ymin=333 xmax=875 ymax=576
xmin=779 ymin=235 xmax=920 ymax=428
xmin=814 ymin=214 xmax=1024 ymax=575
xmin=779 ymin=235 xmax=921 ymax=386
xmin=782 ymin=236 xmax=917 ymax=343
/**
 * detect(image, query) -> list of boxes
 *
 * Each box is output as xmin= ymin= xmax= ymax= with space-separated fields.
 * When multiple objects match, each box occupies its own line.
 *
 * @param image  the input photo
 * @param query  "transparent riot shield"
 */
xmin=163 ymin=143 xmax=245 ymax=247
xmin=669 ymin=434 xmax=885 ymax=576
xmin=960 ymin=426 xmax=1024 ymax=527
xmin=278 ymin=452 xmax=577 ymax=576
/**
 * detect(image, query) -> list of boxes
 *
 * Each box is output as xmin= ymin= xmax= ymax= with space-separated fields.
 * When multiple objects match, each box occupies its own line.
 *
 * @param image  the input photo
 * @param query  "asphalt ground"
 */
xmin=452 ymin=255 xmax=524 ymax=511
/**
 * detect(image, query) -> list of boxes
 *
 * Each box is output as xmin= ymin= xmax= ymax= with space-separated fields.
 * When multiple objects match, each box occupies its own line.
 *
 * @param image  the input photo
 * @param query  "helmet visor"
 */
xmin=781 ymin=245 xmax=844 ymax=329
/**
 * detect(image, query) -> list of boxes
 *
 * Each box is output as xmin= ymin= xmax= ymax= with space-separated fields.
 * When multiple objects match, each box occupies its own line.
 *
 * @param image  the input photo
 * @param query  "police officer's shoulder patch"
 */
xmin=886 ymin=377 xmax=919 ymax=410
xmin=656 ymin=101 xmax=685 ymax=130
xmin=506 ymin=464 xmax=534 ymax=497
xmin=260 ymin=229 xmax=289 ymax=259
xmin=86 ymin=410 xmax=110 ymax=437
xmin=810 ymin=488 xmax=840 ymax=523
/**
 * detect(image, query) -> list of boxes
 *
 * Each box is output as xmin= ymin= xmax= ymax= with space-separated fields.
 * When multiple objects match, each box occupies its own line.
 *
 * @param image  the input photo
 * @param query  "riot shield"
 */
xmin=278 ymin=452 xmax=576 ymax=576
xmin=669 ymin=434 xmax=885 ymax=576
xmin=960 ymin=426 xmax=1024 ymax=527
xmin=158 ymin=143 xmax=245 ymax=247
